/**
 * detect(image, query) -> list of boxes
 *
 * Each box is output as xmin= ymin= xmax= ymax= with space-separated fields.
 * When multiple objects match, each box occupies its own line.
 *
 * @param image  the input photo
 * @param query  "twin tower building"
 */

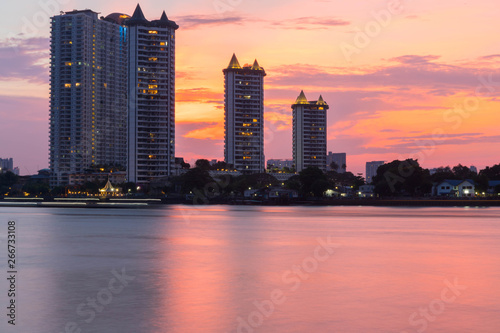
xmin=49 ymin=5 xmax=329 ymax=187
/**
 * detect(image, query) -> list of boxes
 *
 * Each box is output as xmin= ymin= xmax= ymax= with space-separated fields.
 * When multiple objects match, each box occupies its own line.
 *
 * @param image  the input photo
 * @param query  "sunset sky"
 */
xmin=1 ymin=0 xmax=499 ymax=176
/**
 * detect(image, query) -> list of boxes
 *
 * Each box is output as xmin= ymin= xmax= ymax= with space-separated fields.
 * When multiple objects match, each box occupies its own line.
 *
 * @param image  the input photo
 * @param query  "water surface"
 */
xmin=0 ymin=205 xmax=499 ymax=332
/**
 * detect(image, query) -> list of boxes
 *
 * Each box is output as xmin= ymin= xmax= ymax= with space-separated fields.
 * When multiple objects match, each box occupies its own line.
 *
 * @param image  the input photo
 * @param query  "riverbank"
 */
xmin=1 ymin=197 xmax=500 ymax=208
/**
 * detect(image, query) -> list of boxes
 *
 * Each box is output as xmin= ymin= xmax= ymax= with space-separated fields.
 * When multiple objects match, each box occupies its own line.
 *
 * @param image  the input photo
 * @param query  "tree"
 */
xmin=330 ymin=161 xmax=339 ymax=172
xmin=22 ymin=181 xmax=50 ymax=196
xmin=480 ymin=164 xmax=500 ymax=180
xmin=195 ymin=159 xmax=211 ymax=171
xmin=179 ymin=167 xmax=214 ymax=194
xmin=452 ymin=164 xmax=476 ymax=179
xmin=326 ymin=171 xmax=364 ymax=190
xmin=430 ymin=166 xmax=455 ymax=183
xmin=212 ymin=161 xmax=229 ymax=170
xmin=299 ymin=167 xmax=327 ymax=197
xmin=284 ymin=175 xmax=301 ymax=191
xmin=0 ymin=171 xmax=18 ymax=195
xmin=373 ymin=159 xmax=431 ymax=197
xmin=121 ymin=182 xmax=137 ymax=194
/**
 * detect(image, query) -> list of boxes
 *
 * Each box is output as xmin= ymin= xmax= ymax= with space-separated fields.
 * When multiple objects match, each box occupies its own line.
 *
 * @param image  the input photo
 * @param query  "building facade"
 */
xmin=292 ymin=91 xmax=328 ymax=173
xmin=49 ymin=10 xmax=128 ymax=187
xmin=49 ymin=5 xmax=178 ymax=187
xmin=223 ymin=54 xmax=266 ymax=174
xmin=0 ymin=158 xmax=14 ymax=172
xmin=365 ymin=161 xmax=385 ymax=184
xmin=327 ymin=152 xmax=346 ymax=173
xmin=267 ymin=159 xmax=294 ymax=170
xmin=433 ymin=179 xmax=475 ymax=197
xmin=126 ymin=5 xmax=179 ymax=184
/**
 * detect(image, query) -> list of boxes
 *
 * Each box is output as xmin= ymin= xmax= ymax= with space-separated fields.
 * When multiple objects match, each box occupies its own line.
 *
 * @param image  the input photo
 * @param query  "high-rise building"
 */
xmin=49 ymin=5 xmax=178 ymax=187
xmin=0 ymin=158 xmax=14 ymax=172
xmin=292 ymin=91 xmax=328 ymax=173
xmin=327 ymin=152 xmax=346 ymax=173
xmin=223 ymin=54 xmax=266 ymax=174
xmin=366 ymin=161 xmax=385 ymax=184
xmin=49 ymin=9 xmax=128 ymax=186
xmin=126 ymin=5 xmax=178 ymax=184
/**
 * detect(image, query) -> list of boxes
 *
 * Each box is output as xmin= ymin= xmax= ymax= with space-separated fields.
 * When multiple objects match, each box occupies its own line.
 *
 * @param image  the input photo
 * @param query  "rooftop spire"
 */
xmin=132 ymin=4 xmax=146 ymax=21
xmin=228 ymin=53 xmax=241 ymax=69
xmin=295 ymin=90 xmax=308 ymax=104
xmin=160 ymin=10 xmax=168 ymax=21
xmin=251 ymin=59 xmax=262 ymax=70
xmin=317 ymin=95 xmax=327 ymax=105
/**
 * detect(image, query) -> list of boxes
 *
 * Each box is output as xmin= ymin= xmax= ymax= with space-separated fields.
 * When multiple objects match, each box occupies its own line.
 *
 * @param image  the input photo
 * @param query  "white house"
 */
xmin=434 ymin=179 xmax=475 ymax=197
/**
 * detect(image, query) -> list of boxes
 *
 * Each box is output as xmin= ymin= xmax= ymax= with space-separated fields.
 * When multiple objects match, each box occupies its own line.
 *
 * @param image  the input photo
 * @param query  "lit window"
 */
xmin=64 ymin=83 xmax=71 ymax=88
xmin=149 ymin=57 xmax=158 ymax=61
xmin=148 ymin=31 xmax=158 ymax=34
xmin=75 ymin=83 xmax=81 ymax=87
xmin=65 ymin=62 xmax=72 ymax=66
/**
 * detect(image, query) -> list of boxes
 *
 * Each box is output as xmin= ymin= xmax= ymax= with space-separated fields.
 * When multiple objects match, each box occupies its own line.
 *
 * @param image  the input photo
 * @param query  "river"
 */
xmin=0 ymin=205 xmax=499 ymax=332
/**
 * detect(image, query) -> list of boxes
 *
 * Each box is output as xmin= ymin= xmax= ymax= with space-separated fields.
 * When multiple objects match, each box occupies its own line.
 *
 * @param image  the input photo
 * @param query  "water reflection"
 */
xmin=0 ymin=206 xmax=499 ymax=332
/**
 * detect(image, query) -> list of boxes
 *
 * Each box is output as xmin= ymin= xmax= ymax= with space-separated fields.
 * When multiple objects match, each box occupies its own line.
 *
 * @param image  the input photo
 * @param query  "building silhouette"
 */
xmin=223 ymin=54 xmax=266 ymax=174
xmin=292 ymin=91 xmax=328 ymax=173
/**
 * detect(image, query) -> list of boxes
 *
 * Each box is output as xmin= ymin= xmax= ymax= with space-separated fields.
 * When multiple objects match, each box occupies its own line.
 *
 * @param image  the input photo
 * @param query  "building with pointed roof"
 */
xmin=126 ymin=4 xmax=179 ymax=184
xmin=292 ymin=91 xmax=329 ymax=172
xmin=49 ymin=5 xmax=179 ymax=187
xmin=223 ymin=54 xmax=267 ymax=174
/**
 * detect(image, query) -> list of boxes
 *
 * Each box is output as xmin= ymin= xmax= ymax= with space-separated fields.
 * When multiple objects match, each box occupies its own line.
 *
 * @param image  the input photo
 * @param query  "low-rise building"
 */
xmin=359 ymin=185 xmax=375 ymax=197
xmin=433 ymin=179 xmax=475 ymax=197
xmin=487 ymin=180 xmax=500 ymax=196
xmin=68 ymin=172 xmax=126 ymax=186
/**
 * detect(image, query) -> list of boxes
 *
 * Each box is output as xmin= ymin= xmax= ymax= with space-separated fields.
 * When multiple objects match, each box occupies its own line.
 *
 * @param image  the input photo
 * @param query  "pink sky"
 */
xmin=1 ymin=0 xmax=499 ymax=176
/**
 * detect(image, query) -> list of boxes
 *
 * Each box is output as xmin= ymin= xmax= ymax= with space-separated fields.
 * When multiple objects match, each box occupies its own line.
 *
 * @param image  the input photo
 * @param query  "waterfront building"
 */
xmin=327 ymin=152 xmax=346 ymax=172
xmin=433 ymin=179 xmax=475 ymax=197
xmin=126 ymin=5 xmax=179 ymax=184
xmin=292 ymin=91 xmax=328 ymax=173
xmin=223 ymin=54 xmax=266 ymax=174
xmin=49 ymin=5 xmax=178 ymax=187
xmin=365 ymin=161 xmax=385 ymax=184
xmin=49 ymin=9 xmax=128 ymax=186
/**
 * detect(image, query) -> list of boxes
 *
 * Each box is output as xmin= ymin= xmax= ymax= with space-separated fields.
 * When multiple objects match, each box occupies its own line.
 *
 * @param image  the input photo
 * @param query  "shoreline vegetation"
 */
xmin=1 ymin=197 xmax=500 ymax=208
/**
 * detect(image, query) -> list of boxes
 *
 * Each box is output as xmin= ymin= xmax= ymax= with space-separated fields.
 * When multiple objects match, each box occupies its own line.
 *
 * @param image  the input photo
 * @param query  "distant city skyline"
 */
xmin=1 ymin=0 xmax=500 ymax=176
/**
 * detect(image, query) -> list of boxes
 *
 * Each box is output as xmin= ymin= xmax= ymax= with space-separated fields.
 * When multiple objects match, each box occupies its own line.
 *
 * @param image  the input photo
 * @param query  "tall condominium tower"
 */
xmin=49 ymin=5 xmax=178 ymax=187
xmin=366 ymin=161 xmax=385 ymax=184
xmin=49 ymin=10 xmax=128 ymax=186
xmin=126 ymin=5 xmax=179 ymax=184
xmin=292 ymin=91 xmax=329 ymax=173
xmin=327 ymin=152 xmax=347 ymax=173
xmin=223 ymin=54 xmax=266 ymax=174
